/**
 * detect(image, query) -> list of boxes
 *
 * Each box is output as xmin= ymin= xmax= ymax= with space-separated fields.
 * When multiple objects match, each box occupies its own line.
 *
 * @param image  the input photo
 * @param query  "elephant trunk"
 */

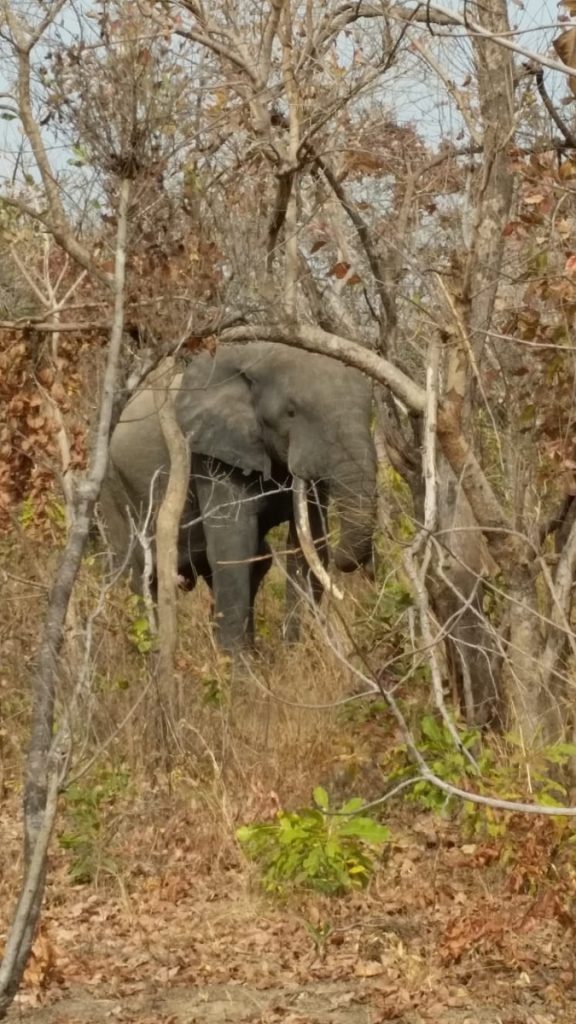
xmin=330 ymin=454 xmax=377 ymax=573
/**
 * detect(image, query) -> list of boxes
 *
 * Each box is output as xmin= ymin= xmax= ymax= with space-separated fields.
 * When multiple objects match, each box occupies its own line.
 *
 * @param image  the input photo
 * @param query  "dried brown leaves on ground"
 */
xmin=2 ymin=782 xmax=576 ymax=1024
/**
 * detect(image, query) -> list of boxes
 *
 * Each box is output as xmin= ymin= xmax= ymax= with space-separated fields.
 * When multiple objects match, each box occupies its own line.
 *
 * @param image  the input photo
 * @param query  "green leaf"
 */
xmin=421 ymin=715 xmax=444 ymax=745
xmin=313 ymin=786 xmax=330 ymax=811
xmin=340 ymin=797 xmax=365 ymax=814
xmin=348 ymin=862 xmax=369 ymax=875
xmin=338 ymin=819 xmax=390 ymax=844
xmin=537 ymin=791 xmax=565 ymax=808
xmin=543 ymin=742 xmax=576 ymax=764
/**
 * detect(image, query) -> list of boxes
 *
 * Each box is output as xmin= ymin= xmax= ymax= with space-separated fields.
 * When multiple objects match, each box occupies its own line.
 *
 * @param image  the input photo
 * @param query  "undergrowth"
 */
xmin=3 ymin=533 xmax=576 ymax=900
xmin=59 ymin=767 xmax=132 ymax=883
xmin=237 ymin=786 xmax=390 ymax=895
xmin=379 ymin=712 xmax=576 ymax=843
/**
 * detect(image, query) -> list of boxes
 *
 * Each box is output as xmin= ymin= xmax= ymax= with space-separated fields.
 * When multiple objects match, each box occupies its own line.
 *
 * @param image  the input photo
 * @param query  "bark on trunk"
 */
xmin=432 ymin=467 xmax=503 ymax=726
xmin=432 ymin=0 xmax=515 ymax=726
xmin=503 ymin=575 xmax=564 ymax=745
xmin=464 ymin=0 xmax=515 ymax=362
xmin=152 ymin=359 xmax=190 ymax=759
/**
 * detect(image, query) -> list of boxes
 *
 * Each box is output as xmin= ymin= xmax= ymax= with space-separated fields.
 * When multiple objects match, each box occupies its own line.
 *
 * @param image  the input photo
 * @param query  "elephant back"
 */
xmin=109 ymin=372 xmax=183 ymax=512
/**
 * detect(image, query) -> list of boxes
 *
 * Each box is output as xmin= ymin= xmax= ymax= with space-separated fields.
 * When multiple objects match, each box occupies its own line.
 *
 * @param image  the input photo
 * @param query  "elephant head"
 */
xmin=176 ymin=342 xmax=377 ymax=573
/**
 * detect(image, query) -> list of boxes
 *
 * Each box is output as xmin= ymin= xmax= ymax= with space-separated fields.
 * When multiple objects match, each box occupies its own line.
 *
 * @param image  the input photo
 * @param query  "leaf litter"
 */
xmin=1 ymin=790 xmax=576 ymax=1023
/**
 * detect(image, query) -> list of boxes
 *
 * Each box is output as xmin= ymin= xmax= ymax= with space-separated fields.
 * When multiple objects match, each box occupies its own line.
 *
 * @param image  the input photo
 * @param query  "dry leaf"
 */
xmin=553 ymin=28 xmax=576 ymax=95
xmin=559 ymin=160 xmax=576 ymax=179
xmin=328 ymin=260 xmax=351 ymax=279
xmin=355 ymin=960 xmax=386 ymax=977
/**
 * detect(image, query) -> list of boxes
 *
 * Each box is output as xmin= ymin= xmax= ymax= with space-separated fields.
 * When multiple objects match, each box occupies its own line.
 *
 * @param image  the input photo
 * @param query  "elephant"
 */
xmin=99 ymin=341 xmax=377 ymax=652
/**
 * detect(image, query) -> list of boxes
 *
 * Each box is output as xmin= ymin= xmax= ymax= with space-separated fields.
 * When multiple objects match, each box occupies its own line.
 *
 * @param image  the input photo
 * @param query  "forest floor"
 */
xmin=2 ymin=579 xmax=576 ymax=1023
xmin=2 ymin=784 xmax=575 ymax=1024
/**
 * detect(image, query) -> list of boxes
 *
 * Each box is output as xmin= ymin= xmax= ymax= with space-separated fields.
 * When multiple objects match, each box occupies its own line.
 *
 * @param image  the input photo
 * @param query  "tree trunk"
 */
xmin=503 ymin=573 xmax=564 ymax=746
xmin=151 ymin=359 xmax=190 ymax=762
xmin=0 ymin=179 xmax=130 ymax=1020
xmin=433 ymin=468 xmax=503 ymax=726
xmin=432 ymin=0 xmax=515 ymax=726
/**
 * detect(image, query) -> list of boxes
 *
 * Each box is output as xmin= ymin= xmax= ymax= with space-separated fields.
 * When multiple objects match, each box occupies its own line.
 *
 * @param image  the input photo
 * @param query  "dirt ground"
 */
xmin=3 ymin=981 xmax=562 ymax=1023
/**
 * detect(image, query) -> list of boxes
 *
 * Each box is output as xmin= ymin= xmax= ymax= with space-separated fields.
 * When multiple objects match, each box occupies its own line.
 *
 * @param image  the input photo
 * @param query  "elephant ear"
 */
xmin=176 ymin=349 xmax=271 ymax=477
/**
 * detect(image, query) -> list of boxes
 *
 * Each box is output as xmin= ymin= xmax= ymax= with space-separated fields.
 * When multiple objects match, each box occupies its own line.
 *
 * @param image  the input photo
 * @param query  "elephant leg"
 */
xmin=251 ymin=537 xmax=273 ymax=605
xmin=195 ymin=462 xmax=260 ymax=652
xmin=245 ymin=537 xmax=273 ymax=643
xmin=284 ymin=485 xmax=329 ymax=643
xmin=175 ymin=485 xmax=210 ymax=591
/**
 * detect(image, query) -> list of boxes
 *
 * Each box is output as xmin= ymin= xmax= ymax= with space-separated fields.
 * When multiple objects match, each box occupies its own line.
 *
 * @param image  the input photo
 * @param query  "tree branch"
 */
xmin=326 ymin=2 xmax=576 ymax=87
xmin=316 ymin=156 xmax=397 ymax=353
xmin=2 ymin=4 xmax=105 ymax=284
xmin=280 ymin=3 xmax=300 ymax=320
xmin=219 ymin=322 xmax=426 ymax=412
xmin=0 ymin=178 xmax=130 ymax=1019
xmin=532 ymin=66 xmax=576 ymax=149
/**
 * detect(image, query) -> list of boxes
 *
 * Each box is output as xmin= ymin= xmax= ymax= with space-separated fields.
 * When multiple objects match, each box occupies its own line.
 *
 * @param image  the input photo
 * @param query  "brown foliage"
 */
xmin=0 ymin=330 xmax=88 ymax=533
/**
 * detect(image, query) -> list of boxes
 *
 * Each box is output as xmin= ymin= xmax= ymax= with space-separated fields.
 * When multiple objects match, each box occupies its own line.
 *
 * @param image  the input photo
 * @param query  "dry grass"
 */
xmin=1 ymin=541 xmax=378 ymax=885
xmin=4 ymin=546 xmax=576 ymax=1024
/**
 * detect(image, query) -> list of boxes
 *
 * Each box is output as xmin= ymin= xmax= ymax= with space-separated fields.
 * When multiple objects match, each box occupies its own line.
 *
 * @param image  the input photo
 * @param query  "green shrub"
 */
xmin=383 ymin=714 xmax=576 ymax=838
xmin=126 ymin=595 xmax=156 ymax=654
xmin=237 ymin=786 xmax=390 ymax=895
xmin=59 ymin=767 xmax=131 ymax=883
xmin=388 ymin=714 xmax=483 ymax=815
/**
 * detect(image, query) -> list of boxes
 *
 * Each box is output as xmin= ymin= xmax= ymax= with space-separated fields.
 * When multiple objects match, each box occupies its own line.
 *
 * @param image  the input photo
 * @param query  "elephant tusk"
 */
xmin=293 ymin=477 xmax=344 ymax=601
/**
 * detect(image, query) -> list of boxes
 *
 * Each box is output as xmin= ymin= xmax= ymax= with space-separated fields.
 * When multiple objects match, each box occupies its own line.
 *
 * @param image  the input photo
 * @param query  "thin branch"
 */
xmin=0 ymin=319 xmax=106 ymax=332
xmin=219 ymin=322 xmax=426 ymax=412
xmin=334 ymin=642 xmax=576 ymax=817
xmin=5 ymin=14 xmax=103 ymax=282
xmin=0 ymin=194 xmax=109 ymax=282
xmin=8 ymin=248 xmax=49 ymax=307
xmin=532 ymin=66 xmax=576 ymax=149
xmin=411 ymin=38 xmax=482 ymax=147
xmin=316 ymin=156 xmax=397 ymax=353
xmin=175 ymin=26 xmax=259 ymax=83
xmin=280 ymin=2 xmax=300 ymax=320
xmin=260 ymin=0 xmax=283 ymax=82
xmin=0 ymin=178 xmax=131 ymax=1019
xmin=333 ymin=1 xmax=576 ymax=85
xmin=403 ymin=340 xmax=478 ymax=767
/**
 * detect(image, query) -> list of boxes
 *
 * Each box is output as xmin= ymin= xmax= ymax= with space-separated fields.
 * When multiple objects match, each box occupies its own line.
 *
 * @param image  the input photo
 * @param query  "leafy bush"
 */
xmin=383 ymin=713 xmax=576 ymax=838
xmin=126 ymin=595 xmax=156 ymax=654
xmin=59 ymin=767 xmax=131 ymax=883
xmin=387 ymin=714 xmax=483 ymax=815
xmin=236 ymin=786 xmax=390 ymax=895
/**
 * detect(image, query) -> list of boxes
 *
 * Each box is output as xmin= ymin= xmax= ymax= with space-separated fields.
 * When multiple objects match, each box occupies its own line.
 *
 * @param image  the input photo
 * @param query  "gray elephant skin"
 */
xmin=100 ymin=342 xmax=377 ymax=651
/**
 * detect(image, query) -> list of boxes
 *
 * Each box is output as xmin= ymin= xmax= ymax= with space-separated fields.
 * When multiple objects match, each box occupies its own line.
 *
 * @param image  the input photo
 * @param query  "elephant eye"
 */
xmin=286 ymin=405 xmax=296 ymax=418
